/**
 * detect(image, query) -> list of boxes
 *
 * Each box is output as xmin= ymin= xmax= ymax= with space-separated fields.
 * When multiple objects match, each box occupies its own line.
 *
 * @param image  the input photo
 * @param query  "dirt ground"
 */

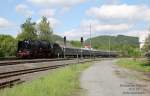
xmin=80 ymin=59 xmax=150 ymax=96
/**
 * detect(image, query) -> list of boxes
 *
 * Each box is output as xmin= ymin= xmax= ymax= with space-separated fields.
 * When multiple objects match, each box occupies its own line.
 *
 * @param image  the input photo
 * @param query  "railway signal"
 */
xmin=81 ymin=37 xmax=83 ymax=43
xmin=81 ymin=37 xmax=84 ymax=59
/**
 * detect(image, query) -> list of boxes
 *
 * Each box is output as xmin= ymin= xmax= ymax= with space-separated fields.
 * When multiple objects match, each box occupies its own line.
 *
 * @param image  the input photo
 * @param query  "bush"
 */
xmin=0 ymin=35 xmax=17 ymax=57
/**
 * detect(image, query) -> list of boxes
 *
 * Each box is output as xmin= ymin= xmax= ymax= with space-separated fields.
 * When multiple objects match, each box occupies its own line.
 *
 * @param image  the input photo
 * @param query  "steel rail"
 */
xmin=0 ymin=58 xmax=74 ymax=66
xmin=0 ymin=59 xmax=97 ymax=89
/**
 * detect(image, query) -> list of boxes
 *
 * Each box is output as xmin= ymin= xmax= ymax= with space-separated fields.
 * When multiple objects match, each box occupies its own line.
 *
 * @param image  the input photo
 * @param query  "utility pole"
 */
xmin=64 ymin=36 xmax=66 ymax=58
xmin=90 ymin=24 xmax=92 ymax=59
xmin=109 ymin=37 xmax=111 ymax=57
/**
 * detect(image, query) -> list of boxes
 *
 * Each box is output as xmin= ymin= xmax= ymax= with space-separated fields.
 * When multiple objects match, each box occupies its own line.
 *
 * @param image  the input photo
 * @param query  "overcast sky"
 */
xmin=0 ymin=0 xmax=150 ymax=42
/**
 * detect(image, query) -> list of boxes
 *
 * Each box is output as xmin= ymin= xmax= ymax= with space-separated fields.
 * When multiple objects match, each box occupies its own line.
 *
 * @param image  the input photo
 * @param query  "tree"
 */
xmin=17 ymin=18 xmax=37 ymax=41
xmin=143 ymin=32 xmax=150 ymax=63
xmin=0 ymin=35 xmax=16 ymax=57
xmin=38 ymin=16 xmax=53 ymax=42
xmin=70 ymin=41 xmax=81 ymax=47
xmin=143 ymin=33 xmax=150 ymax=52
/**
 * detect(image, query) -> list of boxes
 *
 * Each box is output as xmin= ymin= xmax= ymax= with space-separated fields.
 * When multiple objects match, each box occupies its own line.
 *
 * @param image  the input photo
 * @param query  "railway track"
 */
xmin=0 ymin=57 xmax=17 ymax=61
xmin=0 ymin=63 xmax=70 ymax=79
xmin=0 ymin=78 xmax=24 ymax=89
xmin=0 ymin=58 xmax=74 ymax=66
xmin=0 ymin=59 xmax=92 ymax=89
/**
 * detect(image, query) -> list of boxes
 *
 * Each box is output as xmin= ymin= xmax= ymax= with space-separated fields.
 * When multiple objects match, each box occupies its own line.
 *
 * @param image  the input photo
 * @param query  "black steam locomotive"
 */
xmin=17 ymin=40 xmax=118 ymax=58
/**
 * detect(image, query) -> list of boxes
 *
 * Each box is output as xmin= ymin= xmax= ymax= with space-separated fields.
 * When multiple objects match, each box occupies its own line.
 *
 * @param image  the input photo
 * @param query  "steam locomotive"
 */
xmin=17 ymin=40 xmax=118 ymax=58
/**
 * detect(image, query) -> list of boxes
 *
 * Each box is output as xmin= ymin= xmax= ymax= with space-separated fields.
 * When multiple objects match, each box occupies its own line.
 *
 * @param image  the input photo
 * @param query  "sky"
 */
xmin=0 ymin=0 xmax=150 ymax=44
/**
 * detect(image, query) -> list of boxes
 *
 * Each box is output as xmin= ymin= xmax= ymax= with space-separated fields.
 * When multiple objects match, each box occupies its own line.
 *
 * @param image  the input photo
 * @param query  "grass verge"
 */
xmin=117 ymin=58 xmax=150 ymax=72
xmin=0 ymin=63 xmax=91 ymax=96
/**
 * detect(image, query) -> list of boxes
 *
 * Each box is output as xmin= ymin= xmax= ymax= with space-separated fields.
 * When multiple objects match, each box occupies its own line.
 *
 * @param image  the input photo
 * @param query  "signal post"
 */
xmin=81 ymin=37 xmax=84 ymax=59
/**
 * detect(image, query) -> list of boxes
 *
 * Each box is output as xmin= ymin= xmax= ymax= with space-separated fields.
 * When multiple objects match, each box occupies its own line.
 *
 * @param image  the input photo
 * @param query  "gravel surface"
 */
xmin=80 ymin=59 xmax=150 ymax=96
xmin=0 ymin=59 xmax=93 ymax=86
xmin=0 ymin=59 xmax=80 ymax=73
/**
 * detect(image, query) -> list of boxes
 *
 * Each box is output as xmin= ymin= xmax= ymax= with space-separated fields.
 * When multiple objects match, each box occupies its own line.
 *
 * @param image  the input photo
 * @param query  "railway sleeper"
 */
xmin=0 ymin=64 xmax=68 ymax=79
xmin=0 ymin=78 xmax=23 ymax=89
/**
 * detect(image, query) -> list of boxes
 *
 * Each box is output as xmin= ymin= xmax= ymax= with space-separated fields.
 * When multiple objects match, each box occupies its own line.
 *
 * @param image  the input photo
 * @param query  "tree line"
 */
xmin=0 ymin=16 xmax=53 ymax=57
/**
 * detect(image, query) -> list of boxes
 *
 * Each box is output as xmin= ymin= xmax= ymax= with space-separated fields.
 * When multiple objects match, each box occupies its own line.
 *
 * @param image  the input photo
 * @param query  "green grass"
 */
xmin=0 ymin=63 xmax=91 ymax=96
xmin=117 ymin=58 xmax=150 ymax=72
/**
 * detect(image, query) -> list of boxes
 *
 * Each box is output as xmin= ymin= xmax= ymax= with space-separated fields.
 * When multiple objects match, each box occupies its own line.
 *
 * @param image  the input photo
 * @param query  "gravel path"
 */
xmin=80 ymin=59 xmax=150 ymax=96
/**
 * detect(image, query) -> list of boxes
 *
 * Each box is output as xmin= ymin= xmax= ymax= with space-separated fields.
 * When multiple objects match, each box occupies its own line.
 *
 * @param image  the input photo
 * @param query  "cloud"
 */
xmin=86 ymin=4 xmax=150 ymax=21
xmin=28 ymin=0 xmax=86 ymax=8
xmin=60 ymin=28 xmax=89 ymax=40
xmin=16 ymin=4 xmax=33 ymax=17
xmin=105 ymin=0 xmax=118 ymax=4
xmin=92 ymin=23 xmax=130 ymax=31
xmin=63 ymin=29 xmax=81 ymax=40
xmin=39 ymin=9 xmax=56 ymax=17
xmin=125 ymin=30 xmax=149 ymax=48
xmin=81 ymin=19 xmax=131 ymax=32
xmin=124 ymin=30 xmax=148 ymax=41
xmin=47 ymin=17 xmax=60 ymax=28
xmin=0 ymin=17 xmax=13 ymax=28
xmin=60 ymin=19 xmax=131 ymax=40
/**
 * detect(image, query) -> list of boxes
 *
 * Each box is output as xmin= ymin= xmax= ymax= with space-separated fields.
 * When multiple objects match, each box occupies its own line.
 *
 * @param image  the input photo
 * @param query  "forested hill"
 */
xmin=85 ymin=35 xmax=139 ymax=51
xmin=53 ymin=34 xmax=64 ymax=42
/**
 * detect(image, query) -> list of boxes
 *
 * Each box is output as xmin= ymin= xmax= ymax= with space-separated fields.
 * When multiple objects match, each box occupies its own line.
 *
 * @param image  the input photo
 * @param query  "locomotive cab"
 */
xmin=52 ymin=43 xmax=63 ymax=58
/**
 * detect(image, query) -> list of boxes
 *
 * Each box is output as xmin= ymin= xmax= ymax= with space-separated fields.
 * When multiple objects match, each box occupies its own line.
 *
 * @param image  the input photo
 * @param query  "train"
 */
xmin=17 ymin=40 xmax=118 ymax=58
